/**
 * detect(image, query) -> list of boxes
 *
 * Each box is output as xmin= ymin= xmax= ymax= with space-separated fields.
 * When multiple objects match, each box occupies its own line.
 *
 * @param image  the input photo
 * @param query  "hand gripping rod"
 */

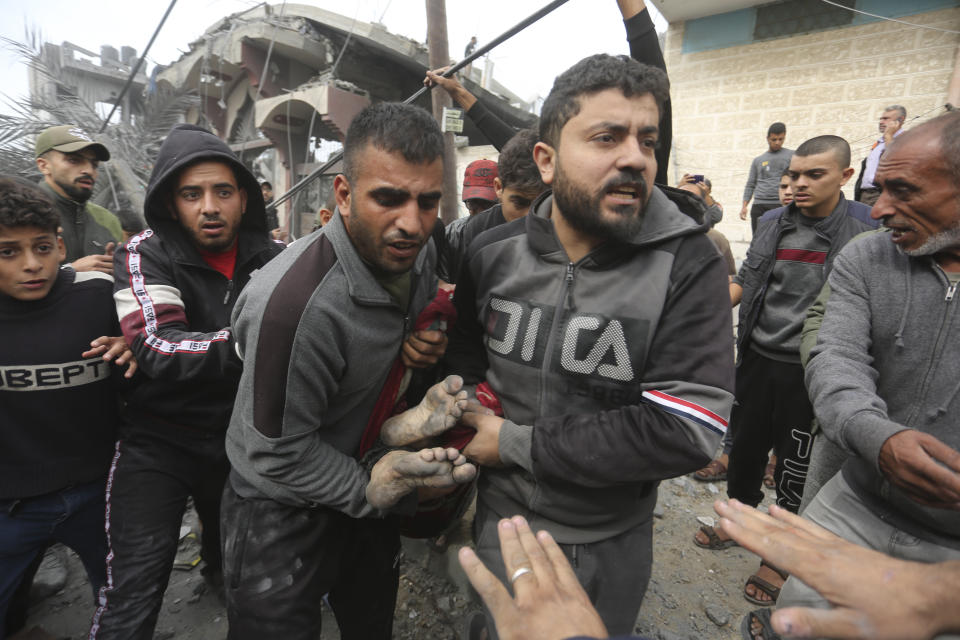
xmin=271 ymin=0 xmax=571 ymax=209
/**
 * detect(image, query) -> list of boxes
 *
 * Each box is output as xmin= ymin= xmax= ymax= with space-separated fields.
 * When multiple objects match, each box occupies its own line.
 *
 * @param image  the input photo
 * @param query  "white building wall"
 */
xmin=664 ymin=7 xmax=960 ymax=262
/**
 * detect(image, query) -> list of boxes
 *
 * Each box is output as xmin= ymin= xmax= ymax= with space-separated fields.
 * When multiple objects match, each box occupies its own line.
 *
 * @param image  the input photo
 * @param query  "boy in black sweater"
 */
xmin=0 ymin=176 xmax=134 ymax=635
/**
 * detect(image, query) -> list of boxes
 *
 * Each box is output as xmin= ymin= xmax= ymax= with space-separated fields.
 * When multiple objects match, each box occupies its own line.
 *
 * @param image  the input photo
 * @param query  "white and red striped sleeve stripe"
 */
xmin=116 ymin=230 xmax=230 ymax=356
xmin=641 ymin=389 xmax=728 ymax=435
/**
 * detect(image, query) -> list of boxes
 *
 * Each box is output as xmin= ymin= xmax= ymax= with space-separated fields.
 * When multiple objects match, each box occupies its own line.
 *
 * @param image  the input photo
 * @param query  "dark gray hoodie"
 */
xmin=446 ymin=188 xmax=735 ymax=543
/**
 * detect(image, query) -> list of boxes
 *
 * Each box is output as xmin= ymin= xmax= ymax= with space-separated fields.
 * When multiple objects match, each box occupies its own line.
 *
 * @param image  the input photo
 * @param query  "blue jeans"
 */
xmin=0 ymin=478 xmax=108 ymax=631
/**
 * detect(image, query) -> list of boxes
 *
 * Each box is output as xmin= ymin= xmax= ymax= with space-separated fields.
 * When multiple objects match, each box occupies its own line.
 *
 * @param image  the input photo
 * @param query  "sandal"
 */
xmin=694 ymin=458 xmax=727 ymax=482
xmin=762 ymin=461 xmax=776 ymax=489
xmin=740 ymin=608 xmax=782 ymax=640
xmin=693 ymin=524 xmax=738 ymax=550
xmin=466 ymin=612 xmax=488 ymax=640
xmin=743 ymin=561 xmax=789 ymax=607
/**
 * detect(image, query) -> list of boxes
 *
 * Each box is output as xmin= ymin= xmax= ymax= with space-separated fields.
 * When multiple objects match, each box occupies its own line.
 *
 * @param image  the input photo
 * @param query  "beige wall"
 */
xmin=664 ymin=7 xmax=960 ymax=262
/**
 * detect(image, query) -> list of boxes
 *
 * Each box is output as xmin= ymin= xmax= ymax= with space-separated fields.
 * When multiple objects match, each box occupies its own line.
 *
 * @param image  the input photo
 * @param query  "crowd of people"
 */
xmin=2 ymin=1 xmax=959 ymax=639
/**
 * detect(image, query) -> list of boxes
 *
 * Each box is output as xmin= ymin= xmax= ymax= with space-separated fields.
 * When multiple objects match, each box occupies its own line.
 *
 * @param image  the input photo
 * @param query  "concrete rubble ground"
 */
xmin=18 ymin=477 xmax=776 ymax=640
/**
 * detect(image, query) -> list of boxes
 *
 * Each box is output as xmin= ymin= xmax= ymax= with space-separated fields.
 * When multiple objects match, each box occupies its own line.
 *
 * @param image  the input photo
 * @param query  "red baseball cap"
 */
xmin=462 ymin=159 xmax=498 ymax=202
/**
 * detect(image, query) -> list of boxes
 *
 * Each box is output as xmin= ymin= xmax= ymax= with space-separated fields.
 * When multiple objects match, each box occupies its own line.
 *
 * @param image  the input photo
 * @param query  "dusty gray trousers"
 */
xmin=473 ymin=498 xmax=652 ymax=638
xmin=780 ymin=473 xmax=960 ymax=640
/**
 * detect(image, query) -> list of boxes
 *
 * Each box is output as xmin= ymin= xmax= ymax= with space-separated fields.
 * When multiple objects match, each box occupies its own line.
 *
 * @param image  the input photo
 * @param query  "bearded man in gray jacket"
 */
xmin=443 ymin=54 xmax=735 ymax=637
xmin=780 ymin=111 xmax=960 ymax=621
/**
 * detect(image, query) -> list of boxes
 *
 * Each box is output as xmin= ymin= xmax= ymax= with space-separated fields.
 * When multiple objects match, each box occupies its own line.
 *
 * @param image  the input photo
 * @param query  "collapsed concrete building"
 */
xmin=157 ymin=3 xmax=536 ymax=236
xmin=28 ymin=41 xmax=148 ymax=126
xmin=25 ymin=41 xmax=153 ymax=217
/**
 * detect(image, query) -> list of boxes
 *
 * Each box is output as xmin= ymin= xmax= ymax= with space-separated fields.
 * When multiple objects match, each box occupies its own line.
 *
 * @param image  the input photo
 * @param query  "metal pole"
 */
xmin=98 ymin=0 xmax=178 ymax=133
xmin=426 ymin=0 xmax=460 ymax=225
xmin=406 ymin=0 xmax=571 ymax=105
xmin=272 ymin=0 xmax=571 ymax=209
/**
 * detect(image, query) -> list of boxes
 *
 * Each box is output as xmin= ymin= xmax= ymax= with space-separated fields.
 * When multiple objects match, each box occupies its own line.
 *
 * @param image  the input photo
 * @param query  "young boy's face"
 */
xmin=0 ymin=225 xmax=65 ymax=301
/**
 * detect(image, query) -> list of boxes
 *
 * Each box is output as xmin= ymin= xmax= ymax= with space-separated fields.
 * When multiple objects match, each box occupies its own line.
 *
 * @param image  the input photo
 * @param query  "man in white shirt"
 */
xmin=854 ymin=105 xmax=905 ymax=206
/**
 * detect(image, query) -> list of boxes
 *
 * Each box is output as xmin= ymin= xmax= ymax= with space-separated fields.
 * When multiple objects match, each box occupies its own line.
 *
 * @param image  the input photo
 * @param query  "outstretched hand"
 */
xmin=83 ymin=335 xmax=138 ymax=378
xmin=715 ymin=499 xmax=957 ymax=640
xmin=458 ymin=515 xmax=608 ymax=640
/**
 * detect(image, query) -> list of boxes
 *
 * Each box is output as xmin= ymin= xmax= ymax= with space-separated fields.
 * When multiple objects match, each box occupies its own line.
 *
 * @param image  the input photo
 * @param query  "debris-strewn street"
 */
xmin=20 ymin=476 xmax=774 ymax=640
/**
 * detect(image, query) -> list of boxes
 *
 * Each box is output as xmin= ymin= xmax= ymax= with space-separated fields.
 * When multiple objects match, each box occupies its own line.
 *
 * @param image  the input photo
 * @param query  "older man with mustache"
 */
xmin=775 ymin=110 xmax=960 ymax=639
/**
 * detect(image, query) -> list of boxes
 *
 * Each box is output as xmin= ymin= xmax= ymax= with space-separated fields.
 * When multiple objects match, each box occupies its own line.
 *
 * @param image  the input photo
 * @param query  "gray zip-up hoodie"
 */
xmin=225 ymin=212 xmax=437 ymax=516
xmin=446 ymin=188 xmax=735 ymax=544
xmin=807 ymin=231 xmax=960 ymax=547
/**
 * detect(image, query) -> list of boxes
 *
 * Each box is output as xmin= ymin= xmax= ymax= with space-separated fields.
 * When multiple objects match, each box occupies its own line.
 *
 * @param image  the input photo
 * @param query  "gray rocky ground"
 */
xmin=18 ymin=476 xmax=776 ymax=640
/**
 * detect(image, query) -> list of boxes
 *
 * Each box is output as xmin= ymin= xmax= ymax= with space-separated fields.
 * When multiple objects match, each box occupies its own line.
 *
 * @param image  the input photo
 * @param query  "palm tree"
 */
xmin=0 ymin=30 xmax=198 ymax=222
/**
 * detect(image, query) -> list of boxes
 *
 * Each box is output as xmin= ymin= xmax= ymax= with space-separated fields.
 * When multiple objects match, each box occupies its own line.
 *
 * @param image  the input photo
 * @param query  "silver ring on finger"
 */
xmin=509 ymin=566 xmax=533 ymax=583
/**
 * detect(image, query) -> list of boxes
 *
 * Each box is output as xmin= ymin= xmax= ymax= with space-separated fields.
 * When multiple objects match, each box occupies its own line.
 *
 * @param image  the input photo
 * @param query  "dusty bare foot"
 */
xmin=380 ymin=375 xmax=468 ymax=446
xmin=366 ymin=447 xmax=477 ymax=509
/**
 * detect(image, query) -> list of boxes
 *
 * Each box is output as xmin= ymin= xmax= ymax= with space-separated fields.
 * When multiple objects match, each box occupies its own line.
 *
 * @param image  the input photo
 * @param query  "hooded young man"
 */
xmin=89 ymin=124 xmax=283 ymax=640
xmin=441 ymin=54 xmax=735 ymax=636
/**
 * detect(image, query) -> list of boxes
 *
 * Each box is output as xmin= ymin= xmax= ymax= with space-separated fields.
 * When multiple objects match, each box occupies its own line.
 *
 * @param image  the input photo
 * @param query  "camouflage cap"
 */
xmin=34 ymin=125 xmax=110 ymax=161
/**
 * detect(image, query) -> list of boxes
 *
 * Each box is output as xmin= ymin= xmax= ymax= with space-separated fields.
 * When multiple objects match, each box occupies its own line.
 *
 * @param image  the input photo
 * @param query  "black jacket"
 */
xmin=733 ymin=196 xmax=876 ymax=365
xmin=439 ymin=203 xmax=507 ymax=284
xmin=113 ymin=124 xmax=283 ymax=432
xmin=853 ymin=153 xmax=874 ymax=202
xmin=38 ymin=181 xmax=122 ymax=263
